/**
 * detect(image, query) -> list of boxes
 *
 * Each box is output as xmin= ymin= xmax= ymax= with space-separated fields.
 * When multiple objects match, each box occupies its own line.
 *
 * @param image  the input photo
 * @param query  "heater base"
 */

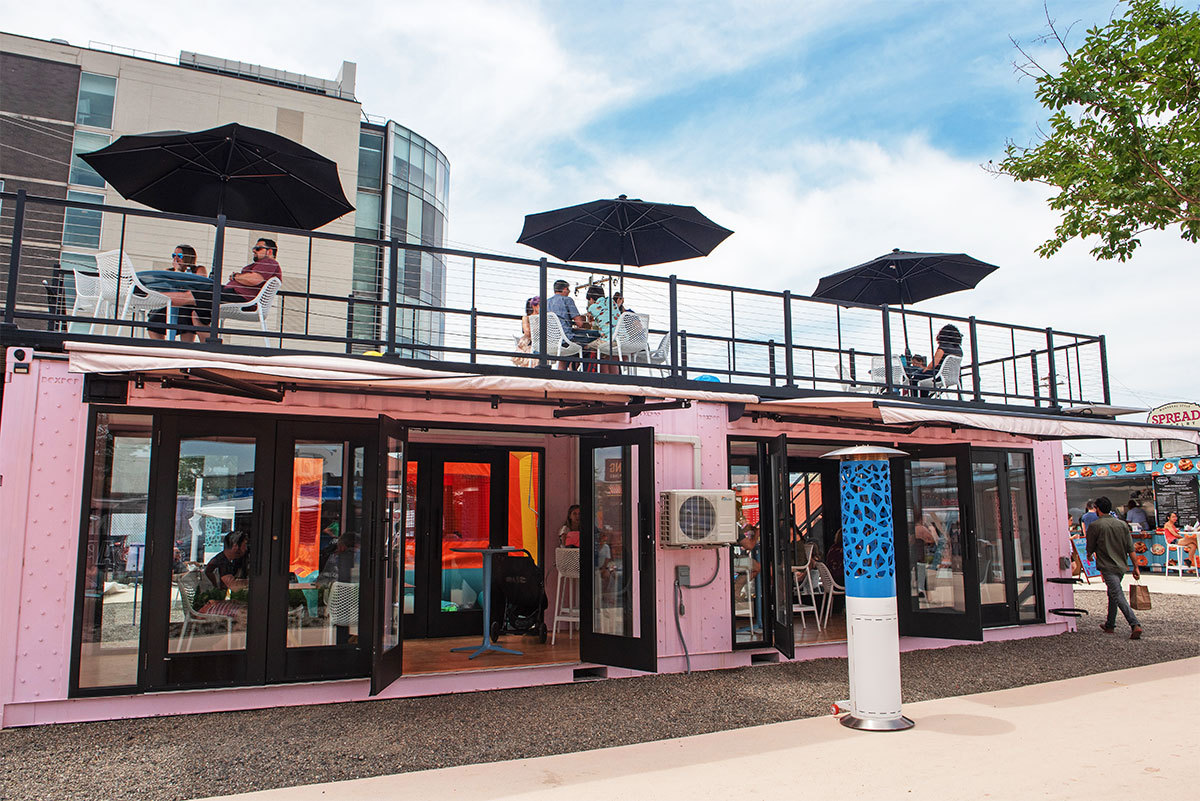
xmin=839 ymin=714 xmax=914 ymax=732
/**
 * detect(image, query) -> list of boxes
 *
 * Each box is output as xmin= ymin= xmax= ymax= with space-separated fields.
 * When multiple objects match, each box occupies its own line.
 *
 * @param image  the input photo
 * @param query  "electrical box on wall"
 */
xmin=659 ymin=490 xmax=737 ymax=547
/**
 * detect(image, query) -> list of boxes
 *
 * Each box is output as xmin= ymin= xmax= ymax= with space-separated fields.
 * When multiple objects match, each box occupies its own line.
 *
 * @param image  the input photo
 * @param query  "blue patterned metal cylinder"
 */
xmin=839 ymin=459 xmax=896 ymax=598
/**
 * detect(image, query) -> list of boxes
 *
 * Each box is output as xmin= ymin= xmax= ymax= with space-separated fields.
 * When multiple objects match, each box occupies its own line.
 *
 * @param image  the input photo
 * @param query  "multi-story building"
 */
xmin=0 ymin=32 xmax=449 ymax=352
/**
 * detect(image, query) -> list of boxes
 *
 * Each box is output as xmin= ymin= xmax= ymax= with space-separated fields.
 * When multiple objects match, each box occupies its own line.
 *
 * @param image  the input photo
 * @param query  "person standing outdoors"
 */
xmin=1086 ymin=496 xmax=1142 ymax=639
xmin=1080 ymin=499 xmax=1099 ymax=535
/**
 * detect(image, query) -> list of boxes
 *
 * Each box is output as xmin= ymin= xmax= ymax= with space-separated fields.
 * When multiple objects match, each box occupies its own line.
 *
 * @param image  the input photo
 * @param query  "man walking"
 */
xmin=1086 ymin=496 xmax=1142 ymax=639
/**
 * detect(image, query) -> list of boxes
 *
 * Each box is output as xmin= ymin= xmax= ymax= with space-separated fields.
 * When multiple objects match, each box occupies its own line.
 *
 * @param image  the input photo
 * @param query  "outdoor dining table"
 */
xmin=449 ymin=546 xmax=523 ymax=659
xmin=135 ymin=271 xmax=215 ymax=339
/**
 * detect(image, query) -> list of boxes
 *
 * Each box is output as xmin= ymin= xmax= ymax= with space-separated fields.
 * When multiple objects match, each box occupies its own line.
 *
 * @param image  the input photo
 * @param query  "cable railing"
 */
xmin=0 ymin=189 xmax=1110 ymax=408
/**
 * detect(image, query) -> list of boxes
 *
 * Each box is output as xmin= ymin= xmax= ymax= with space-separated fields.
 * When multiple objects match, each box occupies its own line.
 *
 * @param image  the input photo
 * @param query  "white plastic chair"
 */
xmin=96 ymin=250 xmax=135 ymax=334
xmin=175 ymin=571 xmax=234 ymax=651
xmin=816 ymin=561 xmax=845 ymax=628
xmin=122 ymin=269 xmax=171 ymax=336
xmin=551 ymin=547 xmax=580 ymax=644
xmin=68 ymin=265 xmax=103 ymax=333
xmin=219 ymin=276 xmax=281 ymax=346
xmin=793 ymin=567 xmax=822 ymax=631
xmin=528 ymin=313 xmax=583 ymax=363
xmin=612 ymin=311 xmax=651 ymax=372
xmin=1165 ymin=539 xmax=1198 ymax=578
xmin=917 ymin=354 xmax=963 ymax=396
xmin=869 ymin=355 xmax=907 ymax=392
xmin=647 ymin=333 xmax=670 ymax=376
xmin=325 ymin=581 xmax=359 ymax=644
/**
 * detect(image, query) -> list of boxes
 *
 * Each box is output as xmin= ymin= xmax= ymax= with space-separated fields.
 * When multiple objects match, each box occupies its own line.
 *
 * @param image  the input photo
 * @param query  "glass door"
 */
xmin=766 ymin=435 xmax=794 ymax=658
xmin=372 ymin=416 xmax=406 ymax=695
xmin=893 ymin=445 xmax=982 ymax=641
xmin=267 ymin=421 xmax=373 ymax=683
xmin=144 ymin=416 xmax=272 ymax=689
xmin=972 ymin=450 xmax=1041 ymax=626
xmin=579 ymin=428 xmax=657 ymax=672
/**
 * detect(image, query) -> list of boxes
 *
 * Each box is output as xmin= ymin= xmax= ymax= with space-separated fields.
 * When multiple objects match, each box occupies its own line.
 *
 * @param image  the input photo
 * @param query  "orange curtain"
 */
xmin=507 ymin=452 xmax=540 ymax=561
xmin=290 ymin=457 xmax=324 ymax=575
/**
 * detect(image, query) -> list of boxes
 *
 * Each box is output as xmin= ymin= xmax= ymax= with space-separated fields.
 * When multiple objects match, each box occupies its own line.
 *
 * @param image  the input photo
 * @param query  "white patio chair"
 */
xmin=917 ymin=354 xmax=963 ymax=397
xmin=1165 ymin=539 xmax=1198 ymax=578
xmin=528 ymin=312 xmax=582 ymax=363
xmin=175 ymin=571 xmax=234 ymax=652
xmin=96 ymin=250 xmax=135 ymax=334
xmin=647 ymin=333 xmax=670 ymax=376
xmin=219 ymin=276 xmax=281 ymax=346
xmin=121 ymin=269 xmax=171 ymax=336
xmin=816 ymin=561 xmax=845 ymax=628
xmin=869 ymin=355 xmax=907 ymax=392
xmin=325 ymin=580 xmax=360 ymax=644
xmin=612 ymin=311 xmax=651 ymax=372
xmin=551 ymin=547 xmax=580 ymax=644
xmin=68 ymin=265 xmax=103 ymax=333
xmin=793 ymin=566 xmax=822 ymax=632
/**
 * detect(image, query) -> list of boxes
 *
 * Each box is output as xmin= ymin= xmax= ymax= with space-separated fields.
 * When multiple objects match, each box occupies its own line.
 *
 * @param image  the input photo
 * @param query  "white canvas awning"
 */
xmin=751 ymin=396 xmax=1200 ymax=445
xmin=64 ymin=341 xmax=759 ymax=404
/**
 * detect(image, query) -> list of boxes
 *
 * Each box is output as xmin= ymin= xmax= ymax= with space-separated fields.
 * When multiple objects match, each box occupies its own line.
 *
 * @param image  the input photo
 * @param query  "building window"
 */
xmin=357 ymin=131 xmax=384 ymax=190
xmin=75 ymin=412 xmax=153 ymax=690
xmin=63 ymin=190 xmax=104 ymax=249
xmin=76 ymin=73 xmax=117 ymax=129
xmin=69 ymin=131 xmax=111 ymax=188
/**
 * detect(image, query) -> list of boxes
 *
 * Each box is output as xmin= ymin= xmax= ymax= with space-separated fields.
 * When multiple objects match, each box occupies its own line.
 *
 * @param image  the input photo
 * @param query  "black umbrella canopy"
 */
xmin=517 ymin=195 xmax=733 ymax=267
xmin=80 ymin=122 xmax=354 ymax=230
xmin=812 ymin=249 xmax=999 ymax=306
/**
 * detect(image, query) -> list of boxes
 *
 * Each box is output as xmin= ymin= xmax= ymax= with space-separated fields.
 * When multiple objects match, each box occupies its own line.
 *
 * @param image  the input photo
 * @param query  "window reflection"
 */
xmin=730 ymin=454 xmax=764 ymax=643
xmin=77 ymin=413 xmax=152 ymax=689
xmin=592 ymin=445 xmax=632 ymax=636
xmin=906 ymin=458 xmax=965 ymax=613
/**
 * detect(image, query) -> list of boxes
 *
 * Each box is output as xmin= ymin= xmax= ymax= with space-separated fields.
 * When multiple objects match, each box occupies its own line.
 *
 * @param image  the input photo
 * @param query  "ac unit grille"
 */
xmin=678 ymin=496 xmax=717 ymax=540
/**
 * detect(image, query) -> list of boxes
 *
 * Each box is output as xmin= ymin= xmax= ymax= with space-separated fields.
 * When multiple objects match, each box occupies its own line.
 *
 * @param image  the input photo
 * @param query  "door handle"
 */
xmin=278 ymin=499 xmax=290 ymax=577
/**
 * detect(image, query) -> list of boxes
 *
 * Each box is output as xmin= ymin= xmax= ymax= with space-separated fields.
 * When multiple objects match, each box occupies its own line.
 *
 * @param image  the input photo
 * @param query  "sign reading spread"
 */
xmin=1147 ymin=401 xmax=1200 ymax=428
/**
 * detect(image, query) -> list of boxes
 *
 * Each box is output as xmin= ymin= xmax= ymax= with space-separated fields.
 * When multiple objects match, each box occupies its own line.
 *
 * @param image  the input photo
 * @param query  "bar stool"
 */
xmin=551 ymin=547 xmax=580 ymax=644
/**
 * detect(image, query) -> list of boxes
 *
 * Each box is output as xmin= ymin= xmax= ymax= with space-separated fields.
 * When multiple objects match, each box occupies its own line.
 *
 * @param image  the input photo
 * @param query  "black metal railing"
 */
xmin=0 ymin=189 xmax=1110 ymax=407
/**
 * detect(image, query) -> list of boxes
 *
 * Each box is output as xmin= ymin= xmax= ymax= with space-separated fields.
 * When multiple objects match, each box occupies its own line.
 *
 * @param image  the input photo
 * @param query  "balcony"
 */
xmin=0 ymin=190 xmax=1110 ymax=409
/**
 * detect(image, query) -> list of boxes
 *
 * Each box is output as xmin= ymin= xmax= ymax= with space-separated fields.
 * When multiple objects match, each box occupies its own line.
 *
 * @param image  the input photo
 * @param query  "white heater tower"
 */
xmin=823 ymin=445 xmax=914 ymax=731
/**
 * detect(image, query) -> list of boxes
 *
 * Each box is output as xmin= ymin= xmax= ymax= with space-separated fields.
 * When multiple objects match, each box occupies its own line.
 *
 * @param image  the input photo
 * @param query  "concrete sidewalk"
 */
xmin=208 ymin=658 xmax=1198 ymax=801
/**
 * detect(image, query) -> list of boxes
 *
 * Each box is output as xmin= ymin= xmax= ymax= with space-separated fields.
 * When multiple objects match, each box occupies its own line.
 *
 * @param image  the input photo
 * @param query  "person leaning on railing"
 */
xmin=158 ymin=238 xmax=282 ymax=343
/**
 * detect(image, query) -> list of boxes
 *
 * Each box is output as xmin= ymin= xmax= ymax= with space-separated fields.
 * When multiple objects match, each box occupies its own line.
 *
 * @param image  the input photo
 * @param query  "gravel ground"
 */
xmin=2 ymin=591 xmax=1197 ymax=801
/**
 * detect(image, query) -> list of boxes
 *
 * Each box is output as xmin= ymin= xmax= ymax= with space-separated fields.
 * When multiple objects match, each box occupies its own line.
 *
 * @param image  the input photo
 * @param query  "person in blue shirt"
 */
xmin=1080 ymin=499 xmax=1099 ymax=534
xmin=546 ymin=280 xmax=600 ymax=368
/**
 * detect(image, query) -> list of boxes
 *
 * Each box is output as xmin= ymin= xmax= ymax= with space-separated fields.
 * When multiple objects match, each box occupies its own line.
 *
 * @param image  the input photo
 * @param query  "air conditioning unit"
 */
xmin=660 ymin=490 xmax=737 ymax=547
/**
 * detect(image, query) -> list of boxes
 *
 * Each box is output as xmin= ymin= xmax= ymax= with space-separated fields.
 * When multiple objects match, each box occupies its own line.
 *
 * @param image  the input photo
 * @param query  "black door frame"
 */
xmin=893 ymin=444 xmax=983 ymax=641
xmin=372 ymin=416 xmax=407 ymax=695
xmin=765 ymin=434 xmax=794 ymax=659
xmin=579 ymin=427 xmax=657 ymax=673
xmin=972 ymin=448 xmax=1043 ymax=626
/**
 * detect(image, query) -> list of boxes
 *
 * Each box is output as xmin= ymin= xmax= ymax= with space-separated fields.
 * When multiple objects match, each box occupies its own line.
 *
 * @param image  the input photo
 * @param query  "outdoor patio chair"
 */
xmin=816 ymin=561 xmax=845 ymax=628
xmin=96 ymin=250 xmax=136 ymax=334
xmin=1165 ymin=539 xmax=1198 ymax=578
xmin=917 ymin=354 xmax=963 ymax=397
xmin=121 ymin=269 xmax=171 ymax=336
xmin=325 ymin=580 xmax=359 ymax=644
xmin=612 ymin=311 xmax=651 ymax=372
xmin=792 ymin=566 xmax=822 ymax=631
xmin=175 ymin=571 xmax=234 ymax=651
xmin=67 ymin=264 xmax=103 ymax=332
xmin=551 ymin=547 xmax=580 ymax=644
xmin=219 ymin=276 xmax=281 ymax=346
xmin=647 ymin=333 xmax=670 ymax=376
xmin=869 ymin=355 xmax=907 ymax=392
xmin=528 ymin=312 xmax=582 ymax=363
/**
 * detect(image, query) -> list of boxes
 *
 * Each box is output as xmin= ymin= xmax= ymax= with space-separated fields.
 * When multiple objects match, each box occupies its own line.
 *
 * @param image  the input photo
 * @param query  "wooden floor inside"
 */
xmin=796 ymin=612 xmax=847 ymax=646
xmin=402 ymin=631 xmax=581 ymax=675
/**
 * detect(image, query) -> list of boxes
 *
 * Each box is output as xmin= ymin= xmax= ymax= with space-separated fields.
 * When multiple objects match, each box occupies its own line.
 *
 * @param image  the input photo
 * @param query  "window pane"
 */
xmin=63 ymin=191 xmax=103 ymax=249
xmin=357 ymin=131 xmax=384 ymax=190
xmin=972 ymin=456 xmax=1008 ymax=606
xmin=355 ymin=191 xmax=381 ymax=238
xmin=731 ymin=455 xmax=764 ymax=644
xmin=77 ymin=413 xmax=152 ymax=689
xmin=592 ymin=445 xmax=636 ymax=636
xmin=70 ymin=131 xmax=110 ymax=188
xmin=507 ymin=452 xmax=541 ymax=559
xmin=1007 ymin=452 xmax=1039 ymax=621
xmin=441 ymin=462 xmax=490 ymax=613
xmin=906 ymin=458 xmax=966 ymax=613
xmin=76 ymin=73 xmax=117 ymax=128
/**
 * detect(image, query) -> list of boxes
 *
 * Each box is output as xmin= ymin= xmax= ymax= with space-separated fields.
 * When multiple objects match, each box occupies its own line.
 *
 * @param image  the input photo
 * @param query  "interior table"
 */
xmin=449 ymin=546 xmax=523 ymax=659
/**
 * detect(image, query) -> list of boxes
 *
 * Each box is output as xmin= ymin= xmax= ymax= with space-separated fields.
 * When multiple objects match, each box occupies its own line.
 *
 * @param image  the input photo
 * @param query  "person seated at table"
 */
xmin=558 ymin=504 xmax=581 ymax=547
xmin=159 ymin=238 xmax=282 ymax=343
xmin=147 ymin=244 xmax=208 ymax=340
xmin=585 ymin=285 xmax=620 ymax=374
xmin=547 ymin=279 xmax=600 ymax=369
xmin=1164 ymin=511 xmax=1197 ymax=567
xmin=613 ymin=291 xmax=630 ymax=315
xmin=912 ymin=324 xmax=963 ymax=383
xmin=205 ymin=531 xmax=249 ymax=592
xmin=511 ymin=296 xmax=539 ymax=367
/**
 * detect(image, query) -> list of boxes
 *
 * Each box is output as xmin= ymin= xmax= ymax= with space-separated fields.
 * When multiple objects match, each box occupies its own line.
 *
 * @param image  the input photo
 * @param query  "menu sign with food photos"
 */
xmin=1154 ymin=474 xmax=1200 ymax=528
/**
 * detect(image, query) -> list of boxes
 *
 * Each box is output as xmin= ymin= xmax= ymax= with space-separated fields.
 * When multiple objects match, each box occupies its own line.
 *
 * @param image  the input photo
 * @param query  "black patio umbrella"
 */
xmin=812 ymin=248 xmax=999 ymax=348
xmin=516 ymin=194 xmax=733 ymax=287
xmin=80 ymin=122 xmax=354 ymax=230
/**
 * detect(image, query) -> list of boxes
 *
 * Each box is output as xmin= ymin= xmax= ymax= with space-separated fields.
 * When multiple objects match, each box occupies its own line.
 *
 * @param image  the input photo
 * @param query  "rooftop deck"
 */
xmin=0 ymin=190 xmax=1110 ymax=409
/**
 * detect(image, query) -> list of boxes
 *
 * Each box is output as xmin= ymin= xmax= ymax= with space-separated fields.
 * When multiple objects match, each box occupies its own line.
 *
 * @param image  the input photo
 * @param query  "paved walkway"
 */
xmin=208 ymin=657 xmax=1198 ymax=801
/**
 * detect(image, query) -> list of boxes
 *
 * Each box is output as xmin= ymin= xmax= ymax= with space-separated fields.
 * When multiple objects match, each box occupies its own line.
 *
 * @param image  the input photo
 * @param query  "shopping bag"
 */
xmin=1129 ymin=582 xmax=1151 ymax=611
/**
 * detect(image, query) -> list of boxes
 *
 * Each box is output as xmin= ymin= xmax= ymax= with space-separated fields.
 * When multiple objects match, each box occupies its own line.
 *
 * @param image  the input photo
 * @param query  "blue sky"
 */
xmin=6 ymin=0 xmax=1196 ymax=458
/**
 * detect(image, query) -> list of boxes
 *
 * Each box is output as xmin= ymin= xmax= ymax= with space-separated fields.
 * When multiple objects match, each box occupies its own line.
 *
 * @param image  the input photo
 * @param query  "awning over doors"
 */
xmin=64 ymin=342 xmax=758 ymax=405
xmin=752 ymin=396 xmax=1200 ymax=445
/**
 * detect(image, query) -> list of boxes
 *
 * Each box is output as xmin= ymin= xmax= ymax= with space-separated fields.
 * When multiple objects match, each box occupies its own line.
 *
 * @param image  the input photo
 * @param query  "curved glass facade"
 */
xmin=350 ymin=122 xmax=450 ymax=356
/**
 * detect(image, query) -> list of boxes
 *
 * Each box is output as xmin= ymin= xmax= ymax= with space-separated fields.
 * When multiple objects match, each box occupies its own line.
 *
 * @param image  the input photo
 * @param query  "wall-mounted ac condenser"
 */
xmin=659 ymin=490 xmax=737 ymax=547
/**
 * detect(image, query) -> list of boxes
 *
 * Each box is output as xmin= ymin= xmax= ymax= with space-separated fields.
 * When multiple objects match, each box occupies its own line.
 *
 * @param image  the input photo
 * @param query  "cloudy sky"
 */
xmin=7 ymin=0 xmax=1195 ymax=458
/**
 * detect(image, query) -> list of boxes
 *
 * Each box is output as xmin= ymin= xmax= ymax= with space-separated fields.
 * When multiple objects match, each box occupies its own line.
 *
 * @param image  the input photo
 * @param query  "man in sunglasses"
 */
xmin=159 ymin=238 xmax=282 ymax=342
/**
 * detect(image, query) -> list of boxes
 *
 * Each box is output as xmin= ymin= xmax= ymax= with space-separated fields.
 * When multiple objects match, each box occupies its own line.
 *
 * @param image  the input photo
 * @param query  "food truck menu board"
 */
xmin=1153 ymin=474 xmax=1200 ymax=527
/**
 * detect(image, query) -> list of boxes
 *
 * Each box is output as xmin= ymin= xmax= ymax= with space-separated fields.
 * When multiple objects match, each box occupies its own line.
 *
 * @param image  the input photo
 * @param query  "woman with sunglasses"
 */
xmin=169 ymin=244 xmax=207 ymax=276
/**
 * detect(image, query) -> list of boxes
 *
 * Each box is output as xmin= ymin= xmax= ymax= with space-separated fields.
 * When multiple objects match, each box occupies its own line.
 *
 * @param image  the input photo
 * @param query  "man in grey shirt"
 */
xmin=1086 ymin=496 xmax=1142 ymax=639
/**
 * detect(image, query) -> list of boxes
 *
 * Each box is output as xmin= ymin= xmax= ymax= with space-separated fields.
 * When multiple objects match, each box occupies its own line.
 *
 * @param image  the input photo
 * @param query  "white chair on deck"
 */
xmin=917 ymin=354 xmax=963 ymax=397
xmin=816 ymin=561 xmax=845 ymax=628
xmin=612 ymin=311 xmax=651 ymax=372
xmin=869 ymin=355 xmax=907 ymax=392
xmin=529 ymin=313 xmax=583 ymax=363
xmin=551 ymin=547 xmax=580 ymax=644
xmin=122 ymin=270 xmax=171 ymax=336
xmin=95 ymin=250 xmax=135 ymax=334
xmin=647 ymin=333 xmax=670 ymax=376
xmin=219 ymin=276 xmax=281 ymax=346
